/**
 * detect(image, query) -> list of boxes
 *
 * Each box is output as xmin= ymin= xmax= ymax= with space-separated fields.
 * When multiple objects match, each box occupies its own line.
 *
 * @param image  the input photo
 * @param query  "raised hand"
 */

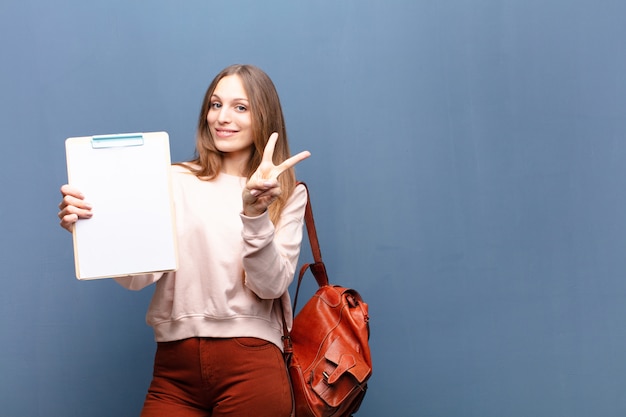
xmin=58 ymin=184 xmax=93 ymax=232
xmin=242 ymin=132 xmax=310 ymax=217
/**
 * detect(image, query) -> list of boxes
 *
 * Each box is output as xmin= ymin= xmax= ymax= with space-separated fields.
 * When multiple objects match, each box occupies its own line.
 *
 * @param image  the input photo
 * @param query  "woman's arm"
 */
xmin=241 ymin=184 xmax=307 ymax=299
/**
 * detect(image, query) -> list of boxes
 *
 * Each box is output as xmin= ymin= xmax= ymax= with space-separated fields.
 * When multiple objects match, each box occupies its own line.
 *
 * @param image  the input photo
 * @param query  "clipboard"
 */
xmin=65 ymin=131 xmax=178 ymax=280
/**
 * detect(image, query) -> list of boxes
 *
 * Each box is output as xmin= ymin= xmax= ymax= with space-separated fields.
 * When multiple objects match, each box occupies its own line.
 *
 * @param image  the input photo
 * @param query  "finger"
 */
xmin=59 ymin=213 xmax=78 ymax=232
xmin=58 ymin=203 xmax=93 ymax=220
xmin=249 ymin=185 xmax=281 ymax=198
xmin=59 ymin=194 xmax=92 ymax=211
xmin=275 ymin=150 xmax=311 ymax=175
xmin=247 ymin=176 xmax=279 ymax=189
xmin=244 ymin=172 xmax=281 ymax=200
xmin=60 ymin=184 xmax=84 ymax=199
xmin=261 ymin=132 xmax=279 ymax=163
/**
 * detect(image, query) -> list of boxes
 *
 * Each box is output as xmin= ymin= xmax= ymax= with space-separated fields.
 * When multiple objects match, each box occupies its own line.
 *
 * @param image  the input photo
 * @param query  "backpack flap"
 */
xmin=311 ymin=337 xmax=371 ymax=407
xmin=325 ymin=338 xmax=371 ymax=383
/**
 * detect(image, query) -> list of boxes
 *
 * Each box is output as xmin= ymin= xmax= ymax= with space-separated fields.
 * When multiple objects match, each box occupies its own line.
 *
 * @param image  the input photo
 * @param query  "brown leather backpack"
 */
xmin=282 ymin=183 xmax=372 ymax=417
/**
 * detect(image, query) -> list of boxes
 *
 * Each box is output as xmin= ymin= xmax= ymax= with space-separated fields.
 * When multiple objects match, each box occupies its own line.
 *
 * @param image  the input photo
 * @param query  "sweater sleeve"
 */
xmin=240 ymin=184 xmax=307 ymax=299
xmin=114 ymin=273 xmax=163 ymax=291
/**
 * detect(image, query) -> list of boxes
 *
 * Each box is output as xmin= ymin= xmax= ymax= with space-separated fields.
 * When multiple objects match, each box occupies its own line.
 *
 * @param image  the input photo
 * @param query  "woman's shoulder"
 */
xmin=170 ymin=162 xmax=197 ymax=174
xmin=168 ymin=164 xmax=202 ymax=190
xmin=291 ymin=182 xmax=308 ymax=201
xmin=283 ymin=182 xmax=308 ymax=211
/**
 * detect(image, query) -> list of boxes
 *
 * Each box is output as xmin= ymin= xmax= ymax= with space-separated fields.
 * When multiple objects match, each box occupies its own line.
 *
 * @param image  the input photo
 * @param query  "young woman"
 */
xmin=58 ymin=64 xmax=310 ymax=416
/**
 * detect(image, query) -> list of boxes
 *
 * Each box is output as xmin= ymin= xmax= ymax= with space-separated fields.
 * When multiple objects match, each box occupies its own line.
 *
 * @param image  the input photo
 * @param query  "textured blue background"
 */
xmin=2 ymin=1 xmax=626 ymax=416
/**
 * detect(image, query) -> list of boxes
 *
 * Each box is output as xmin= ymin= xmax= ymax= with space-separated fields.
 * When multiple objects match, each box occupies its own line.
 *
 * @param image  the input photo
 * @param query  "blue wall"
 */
xmin=2 ymin=1 xmax=626 ymax=416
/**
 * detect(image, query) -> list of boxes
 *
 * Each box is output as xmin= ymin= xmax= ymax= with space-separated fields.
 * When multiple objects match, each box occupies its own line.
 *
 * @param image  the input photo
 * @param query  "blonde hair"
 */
xmin=186 ymin=64 xmax=296 ymax=224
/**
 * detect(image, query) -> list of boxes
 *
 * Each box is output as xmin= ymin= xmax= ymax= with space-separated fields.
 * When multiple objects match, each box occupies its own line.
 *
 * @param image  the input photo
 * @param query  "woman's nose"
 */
xmin=217 ymin=107 xmax=230 ymax=123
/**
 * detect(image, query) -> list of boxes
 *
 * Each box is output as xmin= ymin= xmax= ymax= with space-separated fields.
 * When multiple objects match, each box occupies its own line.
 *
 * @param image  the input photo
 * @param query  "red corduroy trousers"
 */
xmin=139 ymin=337 xmax=292 ymax=417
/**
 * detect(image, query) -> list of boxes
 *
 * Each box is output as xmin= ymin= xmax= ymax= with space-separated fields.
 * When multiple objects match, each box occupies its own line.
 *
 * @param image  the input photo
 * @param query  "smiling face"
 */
xmin=206 ymin=75 xmax=254 ymax=173
xmin=192 ymin=64 xmax=296 ymax=224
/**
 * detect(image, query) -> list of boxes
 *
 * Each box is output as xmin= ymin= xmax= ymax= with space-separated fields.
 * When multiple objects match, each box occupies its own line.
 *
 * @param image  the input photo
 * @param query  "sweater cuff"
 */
xmin=240 ymin=210 xmax=274 ymax=238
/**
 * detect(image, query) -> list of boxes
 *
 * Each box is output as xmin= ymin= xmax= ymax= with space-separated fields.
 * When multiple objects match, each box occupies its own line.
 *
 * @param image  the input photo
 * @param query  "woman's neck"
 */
xmin=221 ymin=152 xmax=249 ymax=177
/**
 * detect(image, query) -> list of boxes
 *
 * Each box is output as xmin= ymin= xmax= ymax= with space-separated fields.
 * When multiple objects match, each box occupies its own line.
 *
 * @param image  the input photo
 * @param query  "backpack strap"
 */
xmin=292 ymin=182 xmax=330 ymax=314
xmin=280 ymin=181 xmax=330 ymax=351
xmin=299 ymin=182 xmax=323 ymax=265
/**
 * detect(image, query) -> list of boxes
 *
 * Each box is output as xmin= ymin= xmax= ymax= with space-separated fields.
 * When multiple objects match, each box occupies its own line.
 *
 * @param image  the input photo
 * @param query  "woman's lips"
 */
xmin=214 ymin=128 xmax=238 ymax=138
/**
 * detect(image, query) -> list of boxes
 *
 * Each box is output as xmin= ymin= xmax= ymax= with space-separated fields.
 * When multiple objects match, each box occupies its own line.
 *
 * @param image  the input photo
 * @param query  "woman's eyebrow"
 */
xmin=211 ymin=94 xmax=249 ymax=102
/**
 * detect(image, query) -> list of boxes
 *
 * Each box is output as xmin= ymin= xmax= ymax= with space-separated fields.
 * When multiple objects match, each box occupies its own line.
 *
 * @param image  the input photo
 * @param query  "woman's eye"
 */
xmin=210 ymin=102 xmax=222 ymax=109
xmin=235 ymin=105 xmax=247 ymax=112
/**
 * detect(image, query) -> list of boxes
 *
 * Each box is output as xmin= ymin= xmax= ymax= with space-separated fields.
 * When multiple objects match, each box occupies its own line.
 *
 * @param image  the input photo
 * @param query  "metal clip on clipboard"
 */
xmin=91 ymin=133 xmax=145 ymax=148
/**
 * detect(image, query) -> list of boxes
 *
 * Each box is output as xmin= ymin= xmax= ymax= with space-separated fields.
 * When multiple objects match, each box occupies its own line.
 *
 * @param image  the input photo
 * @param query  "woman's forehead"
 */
xmin=213 ymin=75 xmax=248 ymax=101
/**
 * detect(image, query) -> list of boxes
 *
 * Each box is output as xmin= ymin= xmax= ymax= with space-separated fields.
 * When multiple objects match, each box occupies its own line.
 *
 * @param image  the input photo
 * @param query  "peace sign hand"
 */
xmin=242 ymin=132 xmax=310 ymax=217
